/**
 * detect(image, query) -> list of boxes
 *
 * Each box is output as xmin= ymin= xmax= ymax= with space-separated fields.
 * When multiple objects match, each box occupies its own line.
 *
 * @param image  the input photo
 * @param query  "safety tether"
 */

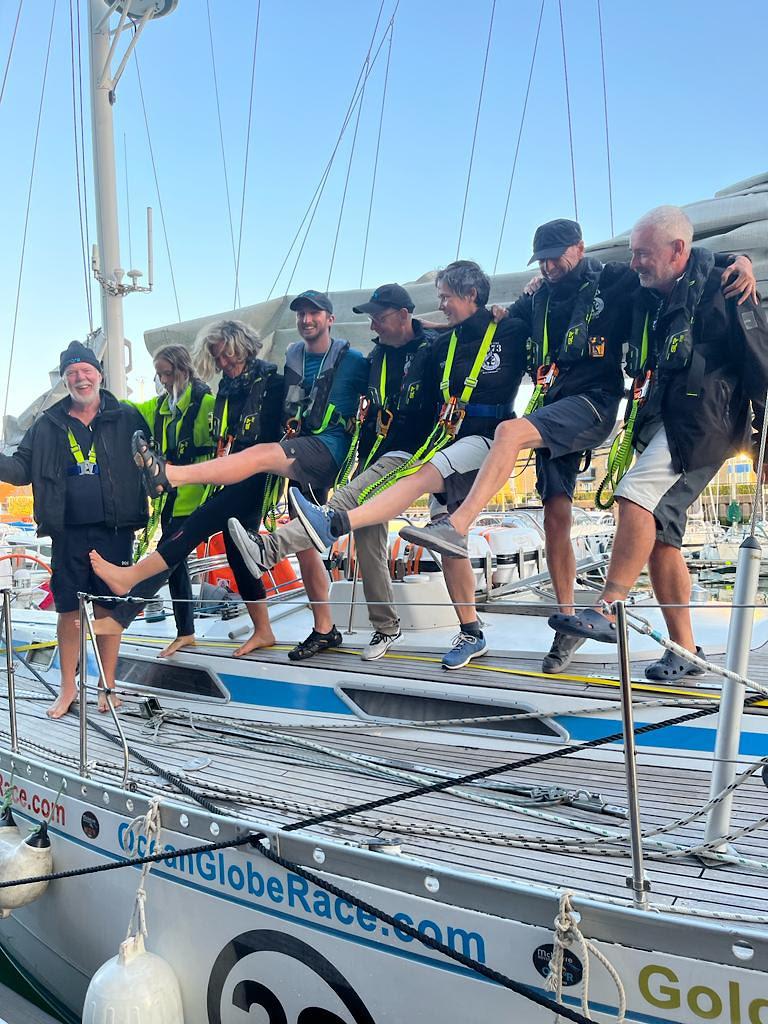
xmin=595 ymin=315 xmax=651 ymax=510
xmin=358 ymin=322 xmax=497 ymax=503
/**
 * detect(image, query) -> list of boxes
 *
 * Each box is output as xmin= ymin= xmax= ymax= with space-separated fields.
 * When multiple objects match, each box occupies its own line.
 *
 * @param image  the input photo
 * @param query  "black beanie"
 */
xmin=59 ymin=340 xmax=102 ymax=377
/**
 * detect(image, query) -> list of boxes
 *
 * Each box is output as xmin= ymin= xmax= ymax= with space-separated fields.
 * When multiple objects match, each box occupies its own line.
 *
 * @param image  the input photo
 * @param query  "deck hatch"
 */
xmin=339 ymin=688 xmax=560 ymax=735
xmin=116 ymin=656 xmax=225 ymax=698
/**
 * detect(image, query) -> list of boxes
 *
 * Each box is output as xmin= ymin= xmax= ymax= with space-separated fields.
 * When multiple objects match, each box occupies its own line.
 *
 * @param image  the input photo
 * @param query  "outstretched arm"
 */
xmin=0 ymin=426 xmax=34 ymax=486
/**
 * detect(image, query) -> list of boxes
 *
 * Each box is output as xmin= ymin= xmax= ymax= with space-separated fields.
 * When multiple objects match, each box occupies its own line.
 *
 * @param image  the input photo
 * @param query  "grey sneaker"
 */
xmin=542 ymin=632 xmax=586 ymax=674
xmin=227 ymin=518 xmax=268 ymax=578
xmin=398 ymin=520 xmax=468 ymax=558
xmin=362 ymin=629 xmax=403 ymax=661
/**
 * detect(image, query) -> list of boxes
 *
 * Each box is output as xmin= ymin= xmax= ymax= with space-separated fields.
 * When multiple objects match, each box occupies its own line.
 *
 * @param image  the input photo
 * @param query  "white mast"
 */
xmin=88 ymin=0 xmax=126 ymax=397
xmin=87 ymin=0 xmax=177 ymax=399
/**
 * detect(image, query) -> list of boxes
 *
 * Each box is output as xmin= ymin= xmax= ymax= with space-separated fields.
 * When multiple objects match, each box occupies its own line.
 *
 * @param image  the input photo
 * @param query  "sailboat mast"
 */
xmin=88 ymin=0 xmax=127 ymax=399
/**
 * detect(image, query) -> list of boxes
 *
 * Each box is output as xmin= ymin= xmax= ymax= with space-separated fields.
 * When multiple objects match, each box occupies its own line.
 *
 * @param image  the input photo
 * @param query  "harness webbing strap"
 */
xmin=359 ymin=322 xmax=497 ymax=504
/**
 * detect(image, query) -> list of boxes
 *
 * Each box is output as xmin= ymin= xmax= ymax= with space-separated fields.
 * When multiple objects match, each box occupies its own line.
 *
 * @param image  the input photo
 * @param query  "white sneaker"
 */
xmin=362 ymin=629 xmax=403 ymax=661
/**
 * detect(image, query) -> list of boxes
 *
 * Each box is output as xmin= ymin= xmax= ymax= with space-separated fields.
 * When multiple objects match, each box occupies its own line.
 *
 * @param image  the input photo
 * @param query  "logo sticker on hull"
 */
xmin=207 ymin=930 xmax=376 ymax=1024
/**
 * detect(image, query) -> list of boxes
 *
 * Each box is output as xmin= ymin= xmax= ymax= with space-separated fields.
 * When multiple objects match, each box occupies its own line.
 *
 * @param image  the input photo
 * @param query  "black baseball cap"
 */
xmin=59 ymin=340 xmax=102 ymax=376
xmin=353 ymin=283 xmax=415 ymax=316
xmin=289 ymin=290 xmax=333 ymax=314
xmin=528 ymin=219 xmax=583 ymax=265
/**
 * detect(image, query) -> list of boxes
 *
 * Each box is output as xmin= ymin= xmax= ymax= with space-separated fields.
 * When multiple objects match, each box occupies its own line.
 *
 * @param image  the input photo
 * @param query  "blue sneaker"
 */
xmin=441 ymin=631 xmax=488 ymax=670
xmin=289 ymin=487 xmax=335 ymax=552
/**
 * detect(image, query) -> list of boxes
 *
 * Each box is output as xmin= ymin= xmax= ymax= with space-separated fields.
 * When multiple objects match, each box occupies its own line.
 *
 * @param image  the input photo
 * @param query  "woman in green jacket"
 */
xmin=134 ymin=345 xmax=215 ymax=656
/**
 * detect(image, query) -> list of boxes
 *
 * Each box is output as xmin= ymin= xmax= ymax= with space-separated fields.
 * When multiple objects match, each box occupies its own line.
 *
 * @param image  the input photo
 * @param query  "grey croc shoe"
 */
xmin=644 ymin=646 xmax=706 ymax=681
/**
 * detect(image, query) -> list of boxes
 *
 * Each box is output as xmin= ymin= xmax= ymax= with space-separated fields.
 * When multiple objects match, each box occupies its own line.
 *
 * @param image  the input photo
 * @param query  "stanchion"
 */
xmin=2 ymin=590 xmax=18 ymax=753
xmin=615 ymin=600 xmax=649 ymax=908
xmin=78 ymin=595 xmax=89 ymax=777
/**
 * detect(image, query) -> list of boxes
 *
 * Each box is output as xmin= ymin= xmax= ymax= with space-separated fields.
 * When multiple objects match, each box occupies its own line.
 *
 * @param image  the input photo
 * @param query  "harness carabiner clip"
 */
xmin=356 ymin=395 xmax=372 ymax=424
xmin=377 ymin=408 xmax=394 ymax=438
xmin=216 ymin=435 xmax=234 ymax=459
xmin=536 ymin=363 xmax=558 ymax=389
xmin=284 ymin=417 xmax=301 ymax=439
xmin=633 ymin=370 xmax=652 ymax=404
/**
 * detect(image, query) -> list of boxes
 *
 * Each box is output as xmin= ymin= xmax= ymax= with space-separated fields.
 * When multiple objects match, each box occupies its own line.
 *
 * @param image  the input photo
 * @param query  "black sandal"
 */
xmin=132 ymin=431 xmax=171 ymax=497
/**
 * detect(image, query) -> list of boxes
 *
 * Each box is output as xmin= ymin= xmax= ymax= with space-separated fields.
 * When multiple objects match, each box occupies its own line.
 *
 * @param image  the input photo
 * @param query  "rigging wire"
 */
xmin=133 ymin=49 xmax=181 ymax=321
xmin=492 ymin=0 xmax=545 ymax=275
xmin=325 ymin=0 xmax=387 ymax=293
xmin=558 ymin=0 xmax=578 ymax=221
xmin=68 ymin=0 xmax=94 ymax=331
xmin=266 ymin=10 xmax=396 ymax=301
xmin=74 ymin=0 xmax=93 ymax=332
xmin=2 ymin=0 xmax=58 ymax=441
xmin=206 ymin=0 xmax=239 ymax=308
xmin=0 ymin=0 xmax=22 ymax=110
xmin=123 ymin=132 xmax=133 ymax=269
xmin=233 ymin=0 xmax=261 ymax=311
xmin=596 ymin=0 xmax=615 ymax=236
xmin=359 ymin=20 xmax=393 ymax=289
xmin=455 ymin=0 xmax=497 ymax=260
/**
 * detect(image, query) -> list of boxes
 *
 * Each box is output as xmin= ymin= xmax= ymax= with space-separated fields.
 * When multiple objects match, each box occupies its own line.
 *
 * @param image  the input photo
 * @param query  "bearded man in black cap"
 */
xmin=0 ymin=341 xmax=148 ymax=718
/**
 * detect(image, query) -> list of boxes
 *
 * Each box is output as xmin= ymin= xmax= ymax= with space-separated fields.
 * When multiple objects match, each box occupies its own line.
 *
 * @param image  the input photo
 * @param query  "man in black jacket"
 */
xmin=553 ymin=206 xmax=768 ymax=679
xmin=0 ymin=341 xmax=148 ymax=718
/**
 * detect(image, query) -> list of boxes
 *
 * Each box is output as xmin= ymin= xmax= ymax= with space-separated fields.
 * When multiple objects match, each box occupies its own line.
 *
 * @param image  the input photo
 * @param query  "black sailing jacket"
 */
xmin=0 ymin=390 xmax=149 ymax=536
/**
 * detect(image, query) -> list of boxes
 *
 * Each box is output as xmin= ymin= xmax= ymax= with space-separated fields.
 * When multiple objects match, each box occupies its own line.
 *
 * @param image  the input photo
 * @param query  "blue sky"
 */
xmin=0 ymin=0 xmax=766 ymax=414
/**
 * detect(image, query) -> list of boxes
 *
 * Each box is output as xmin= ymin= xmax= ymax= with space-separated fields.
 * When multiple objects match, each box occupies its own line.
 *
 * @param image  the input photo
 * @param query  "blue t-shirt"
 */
xmin=302 ymin=345 xmax=368 ymax=464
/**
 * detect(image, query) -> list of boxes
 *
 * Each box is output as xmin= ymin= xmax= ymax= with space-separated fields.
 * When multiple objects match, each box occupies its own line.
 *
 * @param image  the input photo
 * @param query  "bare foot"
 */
xmin=47 ymin=689 xmax=78 ymax=719
xmin=159 ymin=635 xmax=196 ymax=658
xmin=98 ymin=689 xmax=122 ymax=713
xmin=234 ymin=630 xmax=276 ymax=657
xmin=88 ymin=550 xmax=134 ymax=597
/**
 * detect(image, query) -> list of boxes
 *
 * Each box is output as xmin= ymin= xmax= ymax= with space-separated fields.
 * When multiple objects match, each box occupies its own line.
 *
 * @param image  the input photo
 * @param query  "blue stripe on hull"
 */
xmin=217 ymin=672 xmax=353 ymax=714
xmin=557 ymin=716 xmax=768 ymax=756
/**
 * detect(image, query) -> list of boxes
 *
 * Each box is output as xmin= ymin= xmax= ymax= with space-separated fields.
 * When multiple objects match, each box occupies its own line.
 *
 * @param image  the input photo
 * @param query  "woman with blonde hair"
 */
xmin=117 ymin=320 xmax=283 ymax=657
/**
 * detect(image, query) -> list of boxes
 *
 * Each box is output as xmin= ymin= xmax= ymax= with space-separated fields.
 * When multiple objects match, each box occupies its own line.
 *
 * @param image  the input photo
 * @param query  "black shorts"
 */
xmin=527 ymin=391 xmax=620 ymax=502
xmin=50 ymin=525 xmax=133 ymax=614
xmin=279 ymin=435 xmax=339 ymax=504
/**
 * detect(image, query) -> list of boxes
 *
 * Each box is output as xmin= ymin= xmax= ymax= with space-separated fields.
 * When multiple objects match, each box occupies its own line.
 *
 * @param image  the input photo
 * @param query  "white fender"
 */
xmin=82 ymin=933 xmax=184 ymax=1024
xmin=0 ymin=820 xmax=53 ymax=911
xmin=0 ymin=806 xmax=21 ymax=848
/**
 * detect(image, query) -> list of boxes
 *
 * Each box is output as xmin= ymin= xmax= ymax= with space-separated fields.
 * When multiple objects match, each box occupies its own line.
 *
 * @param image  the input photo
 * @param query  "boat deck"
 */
xmin=3 ymin=641 xmax=768 ymax=921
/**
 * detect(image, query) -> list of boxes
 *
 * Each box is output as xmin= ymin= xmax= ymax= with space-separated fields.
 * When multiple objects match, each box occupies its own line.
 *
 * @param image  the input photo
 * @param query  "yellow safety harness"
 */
xmin=358 ymin=322 xmax=498 ymax=503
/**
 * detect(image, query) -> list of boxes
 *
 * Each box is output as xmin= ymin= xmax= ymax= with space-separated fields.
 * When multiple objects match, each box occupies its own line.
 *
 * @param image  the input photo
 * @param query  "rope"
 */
xmin=325 ymin=0 xmax=386 ymax=293
xmin=359 ymin=21 xmax=394 ymax=288
xmin=548 ymin=891 xmax=626 ymax=1023
xmin=595 ymin=0 xmax=614 ymax=237
xmin=74 ymin=0 xmax=93 ymax=331
xmin=2 ymin=0 xmax=58 ymax=442
xmin=233 ymin=0 xmax=261 ymax=310
xmin=455 ymin=0 xmax=496 ymax=259
xmin=205 ymin=0 xmax=239 ymax=305
xmin=265 ymin=11 xmax=397 ymax=301
xmin=492 ymin=0 xmax=545 ymax=275
xmin=68 ymin=0 xmax=94 ymax=332
xmin=133 ymin=49 xmax=181 ymax=321
xmin=557 ymin=0 xmax=578 ymax=221
xmin=123 ymin=797 xmax=161 ymax=942
xmin=0 ymin=0 xmax=22 ymax=109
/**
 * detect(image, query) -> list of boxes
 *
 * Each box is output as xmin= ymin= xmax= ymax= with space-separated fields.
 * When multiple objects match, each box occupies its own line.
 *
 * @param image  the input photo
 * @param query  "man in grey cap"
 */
xmin=0 ymin=341 xmax=148 ymax=718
